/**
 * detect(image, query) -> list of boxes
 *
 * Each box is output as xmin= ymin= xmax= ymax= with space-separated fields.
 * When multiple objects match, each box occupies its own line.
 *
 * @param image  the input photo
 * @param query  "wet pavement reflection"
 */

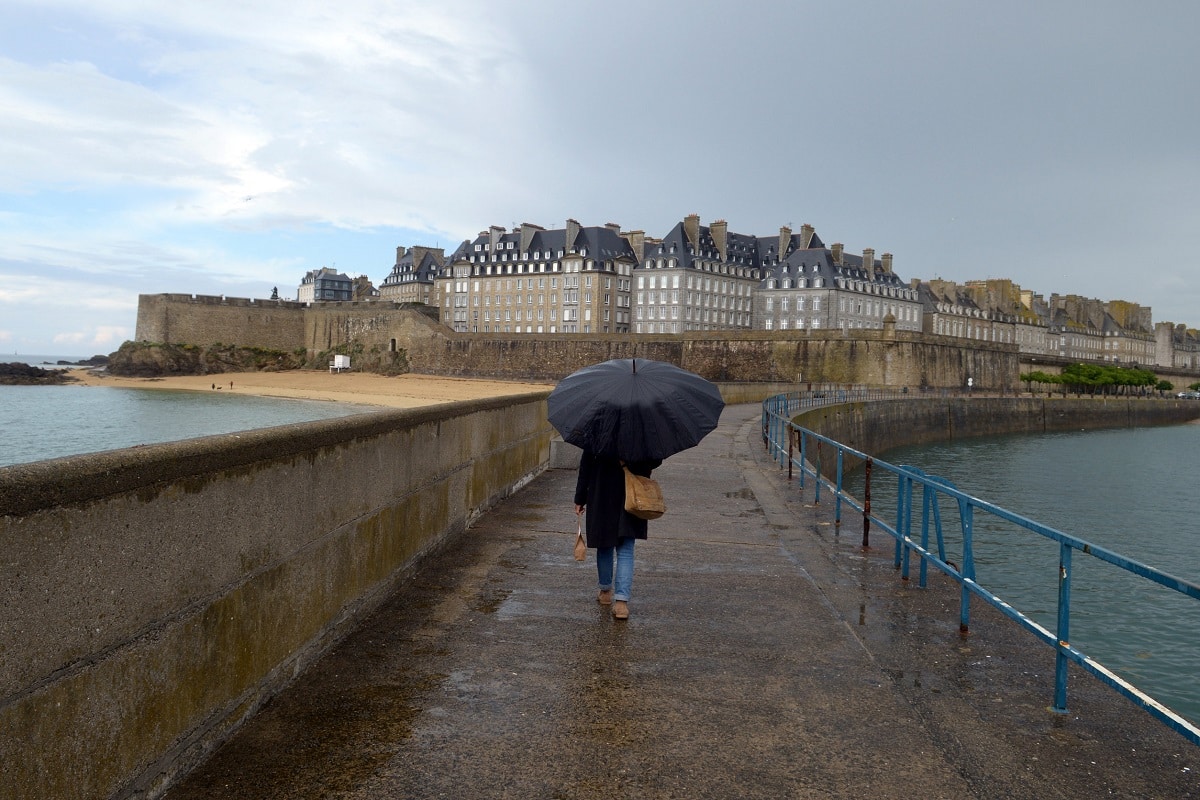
xmin=165 ymin=405 xmax=1198 ymax=800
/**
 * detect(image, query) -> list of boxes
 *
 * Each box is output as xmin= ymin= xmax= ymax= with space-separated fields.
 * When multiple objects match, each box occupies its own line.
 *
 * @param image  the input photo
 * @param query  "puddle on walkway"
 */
xmin=724 ymin=487 xmax=755 ymax=500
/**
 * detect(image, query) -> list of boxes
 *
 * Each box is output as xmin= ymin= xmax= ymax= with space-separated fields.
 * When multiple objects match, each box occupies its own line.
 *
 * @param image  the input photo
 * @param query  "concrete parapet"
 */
xmin=0 ymin=392 xmax=554 ymax=800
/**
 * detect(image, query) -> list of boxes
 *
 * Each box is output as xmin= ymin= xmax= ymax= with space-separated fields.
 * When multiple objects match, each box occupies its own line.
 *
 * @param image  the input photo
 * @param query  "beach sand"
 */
xmin=65 ymin=369 xmax=554 ymax=409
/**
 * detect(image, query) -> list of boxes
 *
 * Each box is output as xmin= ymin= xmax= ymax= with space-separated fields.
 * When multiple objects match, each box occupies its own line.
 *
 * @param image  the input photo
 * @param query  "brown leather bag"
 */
xmin=623 ymin=466 xmax=666 ymax=520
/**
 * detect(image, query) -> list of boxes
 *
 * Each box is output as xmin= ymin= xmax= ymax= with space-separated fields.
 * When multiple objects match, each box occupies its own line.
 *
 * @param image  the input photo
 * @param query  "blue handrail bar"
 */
xmin=761 ymin=390 xmax=1200 ymax=746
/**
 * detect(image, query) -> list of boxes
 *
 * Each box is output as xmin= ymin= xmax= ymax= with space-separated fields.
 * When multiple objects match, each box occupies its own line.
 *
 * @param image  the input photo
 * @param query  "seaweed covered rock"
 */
xmin=107 ymin=341 xmax=306 ymax=377
xmin=0 ymin=362 xmax=76 ymax=385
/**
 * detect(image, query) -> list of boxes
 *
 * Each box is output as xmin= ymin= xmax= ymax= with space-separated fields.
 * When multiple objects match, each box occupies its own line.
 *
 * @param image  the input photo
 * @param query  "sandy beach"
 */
xmin=65 ymin=369 xmax=554 ymax=409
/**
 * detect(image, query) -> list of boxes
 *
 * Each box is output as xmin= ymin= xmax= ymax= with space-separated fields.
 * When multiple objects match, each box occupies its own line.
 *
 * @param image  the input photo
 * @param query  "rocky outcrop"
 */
xmin=107 ymin=342 xmax=307 ymax=377
xmin=0 ymin=363 xmax=77 ymax=385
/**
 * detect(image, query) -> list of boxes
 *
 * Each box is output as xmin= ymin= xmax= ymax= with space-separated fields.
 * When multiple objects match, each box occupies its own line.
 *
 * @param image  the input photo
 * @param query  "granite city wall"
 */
xmin=133 ymin=294 xmax=1020 ymax=390
xmin=134 ymin=294 xmax=308 ymax=353
xmin=0 ymin=393 xmax=554 ymax=800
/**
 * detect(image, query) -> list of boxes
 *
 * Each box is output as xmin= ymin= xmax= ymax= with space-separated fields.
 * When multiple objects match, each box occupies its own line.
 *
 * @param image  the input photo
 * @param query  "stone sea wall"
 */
xmin=0 ymin=393 xmax=554 ymax=800
xmin=792 ymin=396 xmax=1200 ymax=474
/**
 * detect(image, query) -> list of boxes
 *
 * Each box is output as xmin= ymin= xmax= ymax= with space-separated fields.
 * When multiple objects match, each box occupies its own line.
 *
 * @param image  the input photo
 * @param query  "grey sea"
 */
xmin=843 ymin=422 xmax=1200 ymax=731
xmin=1 ymin=355 xmax=376 ymax=468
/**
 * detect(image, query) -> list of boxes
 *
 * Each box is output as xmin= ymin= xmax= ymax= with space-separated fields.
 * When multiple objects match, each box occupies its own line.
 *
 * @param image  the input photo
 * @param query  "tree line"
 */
xmin=1021 ymin=364 xmax=1200 ymax=397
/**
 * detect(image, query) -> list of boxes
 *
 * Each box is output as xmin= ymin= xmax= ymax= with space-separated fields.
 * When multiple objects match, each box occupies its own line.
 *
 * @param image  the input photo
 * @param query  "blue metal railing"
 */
xmin=762 ymin=390 xmax=1200 ymax=746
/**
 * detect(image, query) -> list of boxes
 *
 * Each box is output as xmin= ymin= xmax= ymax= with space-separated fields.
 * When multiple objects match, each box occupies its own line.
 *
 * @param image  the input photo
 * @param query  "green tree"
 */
xmin=1156 ymin=380 xmax=1174 ymax=397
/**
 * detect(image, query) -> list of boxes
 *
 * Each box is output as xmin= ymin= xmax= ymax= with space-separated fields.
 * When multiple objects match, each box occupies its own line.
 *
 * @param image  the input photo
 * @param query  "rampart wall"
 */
xmin=403 ymin=329 xmax=1018 ymax=389
xmin=133 ymin=293 xmax=1200 ymax=390
xmin=0 ymin=393 xmax=554 ymax=800
xmin=135 ymin=294 xmax=307 ymax=352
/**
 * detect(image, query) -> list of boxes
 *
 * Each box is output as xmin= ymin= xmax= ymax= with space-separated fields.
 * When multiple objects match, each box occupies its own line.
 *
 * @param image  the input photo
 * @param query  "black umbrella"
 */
xmin=547 ymin=358 xmax=725 ymax=462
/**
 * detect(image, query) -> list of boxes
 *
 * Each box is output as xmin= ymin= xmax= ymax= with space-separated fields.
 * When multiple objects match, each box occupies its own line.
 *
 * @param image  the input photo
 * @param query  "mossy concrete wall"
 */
xmin=793 ymin=397 xmax=1200 ymax=474
xmin=0 ymin=393 xmax=554 ymax=800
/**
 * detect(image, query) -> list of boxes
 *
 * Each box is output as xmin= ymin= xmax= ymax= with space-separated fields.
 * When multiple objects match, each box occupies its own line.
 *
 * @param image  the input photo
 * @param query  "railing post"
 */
xmin=862 ymin=458 xmax=872 ymax=549
xmin=835 ymin=449 xmax=844 ymax=527
xmin=893 ymin=472 xmax=905 ymax=570
xmin=798 ymin=431 xmax=807 ymax=490
xmin=919 ymin=483 xmax=931 ymax=588
xmin=900 ymin=473 xmax=913 ymax=581
xmin=959 ymin=501 xmax=974 ymax=634
xmin=788 ymin=427 xmax=795 ymax=481
xmin=814 ymin=441 xmax=822 ymax=505
xmin=1054 ymin=542 xmax=1073 ymax=713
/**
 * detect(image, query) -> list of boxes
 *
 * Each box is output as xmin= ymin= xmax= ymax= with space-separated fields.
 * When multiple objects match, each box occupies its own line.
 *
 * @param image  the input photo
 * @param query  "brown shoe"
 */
xmin=612 ymin=600 xmax=629 ymax=620
xmin=597 ymin=589 xmax=613 ymax=606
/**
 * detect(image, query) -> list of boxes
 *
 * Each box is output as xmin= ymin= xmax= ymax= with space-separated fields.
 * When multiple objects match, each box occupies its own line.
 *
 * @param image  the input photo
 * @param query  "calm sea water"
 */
xmin=0 ymin=378 xmax=377 ymax=468
xmin=842 ymin=423 xmax=1200 ymax=728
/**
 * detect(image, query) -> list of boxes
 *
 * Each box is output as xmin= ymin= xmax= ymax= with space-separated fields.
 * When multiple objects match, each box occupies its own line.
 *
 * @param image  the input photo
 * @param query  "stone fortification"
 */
xmin=135 ymin=294 xmax=1021 ymax=390
xmin=404 ymin=328 xmax=1017 ymax=390
xmin=136 ymin=294 xmax=307 ymax=352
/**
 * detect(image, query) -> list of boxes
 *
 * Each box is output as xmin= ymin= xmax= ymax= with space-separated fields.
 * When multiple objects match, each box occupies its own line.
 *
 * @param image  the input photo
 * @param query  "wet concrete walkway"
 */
xmin=166 ymin=405 xmax=1198 ymax=799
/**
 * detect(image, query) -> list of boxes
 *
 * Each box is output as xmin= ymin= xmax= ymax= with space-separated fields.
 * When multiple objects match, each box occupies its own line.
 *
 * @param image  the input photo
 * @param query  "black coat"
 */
xmin=574 ymin=451 xmax=662 ymax=549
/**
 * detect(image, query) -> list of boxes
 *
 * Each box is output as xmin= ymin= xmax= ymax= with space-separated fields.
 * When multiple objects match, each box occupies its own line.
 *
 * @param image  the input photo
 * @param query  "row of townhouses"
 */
xmin=297 ymin=215 xmax=1200 ymax=370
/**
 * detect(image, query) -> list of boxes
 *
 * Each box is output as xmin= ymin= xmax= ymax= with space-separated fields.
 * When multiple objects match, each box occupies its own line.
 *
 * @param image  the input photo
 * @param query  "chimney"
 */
xmin=519 ymin=222 xmax=544 ymax=253
xmin=395 ymin=246 xmax=407 ymax=263
xmin=710 ymin=219 xmax=728 ymax=260
xmin=565 ymin=218 xmax=581 ymax=250
xmin=881 ymin=252 xmax=893 ymax=274
xmin=778 ymin=225 xmax=792 ymax=260
xmin=831 ymin=242 xmax=844 ymax=265
xmin=683 ymin=213 xmax=701 ymax=250
xmin=411 ymin=246 xmax=445 ymax=269
xmin=800 ymin=224 xmax=815 ymax=249
xmin=489 ymin=225 xmax=505 ymax=252
xmin=605 ymin=222 xmax=622 ymax=233
xmin=863 ymin=248 xmax=875 ymax=272
xmin=625 ymin=229 xmax=646 ymax=262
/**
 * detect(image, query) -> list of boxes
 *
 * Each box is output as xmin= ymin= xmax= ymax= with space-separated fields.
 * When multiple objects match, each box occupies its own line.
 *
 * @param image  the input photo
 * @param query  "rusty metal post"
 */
xmin=787 ymin=427 xmax=794 ymax=481
xmin=862 ymin=458 xmax=872 ymax=548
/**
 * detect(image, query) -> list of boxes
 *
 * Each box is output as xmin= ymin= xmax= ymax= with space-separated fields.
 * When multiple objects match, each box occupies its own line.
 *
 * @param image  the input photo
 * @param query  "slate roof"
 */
xmin=381 ymin=248 xmax=442 ymax=286
xmin=446 ymin=224 xmax=637 ymax=271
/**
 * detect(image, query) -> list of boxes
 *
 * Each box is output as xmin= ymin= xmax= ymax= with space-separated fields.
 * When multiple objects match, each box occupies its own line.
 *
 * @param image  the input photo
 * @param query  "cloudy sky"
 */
xmin=2 ymin=0 xmax=1197 ymax=356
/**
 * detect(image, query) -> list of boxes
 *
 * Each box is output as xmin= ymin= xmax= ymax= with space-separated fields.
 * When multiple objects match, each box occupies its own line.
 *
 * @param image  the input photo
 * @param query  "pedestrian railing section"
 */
xmin=761 ymin=390 xmax=1200 ymax=747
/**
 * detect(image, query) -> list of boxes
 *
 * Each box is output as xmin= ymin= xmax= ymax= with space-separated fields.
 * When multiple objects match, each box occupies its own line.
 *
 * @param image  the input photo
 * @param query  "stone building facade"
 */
xmin=378 ymin=246 xmax=442 ymax=305
xmin=434 ymin=221 xmax=635 ymax=334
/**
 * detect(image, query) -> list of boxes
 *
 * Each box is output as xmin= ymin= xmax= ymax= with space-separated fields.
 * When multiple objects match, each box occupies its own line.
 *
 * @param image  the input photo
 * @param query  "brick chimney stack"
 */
xmin=625 ymin=230 xmax=646 ymax=262
xmin=863 ymin=248 xmax=876 ymax=272
xmin=683 ymin=213 xmax=701 ymax=250
xmin=881 ymin=252 xmax=893 ymax=274
xmin=565 ymin=218 xmax=581 ymax=250
xmin=831 ymin=243 xmax=844 ymax=265
xmin=778 ymin=226 xmax=792 ymax=261
xmin=710 ymin=219 xmax=728 ymax=260
xmin=800 ymin=224 xmax=815 ymax=249
xmin=519 ymin=222 xmax=544 ymax=253
xmin=489 ymin=225 xmax=505 ymax=252
xmin=396 ymin=246 xmax=407 ymax=263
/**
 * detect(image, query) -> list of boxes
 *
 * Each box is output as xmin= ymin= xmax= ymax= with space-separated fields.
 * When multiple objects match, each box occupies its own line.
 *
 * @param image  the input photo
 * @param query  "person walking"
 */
xmin=573 ymin=451 xmax=661 ymax=620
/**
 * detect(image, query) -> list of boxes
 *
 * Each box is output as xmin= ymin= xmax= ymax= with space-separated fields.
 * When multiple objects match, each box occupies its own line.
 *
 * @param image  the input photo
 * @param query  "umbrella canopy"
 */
xmin=547 ymin=358 xmax=725 ymax=462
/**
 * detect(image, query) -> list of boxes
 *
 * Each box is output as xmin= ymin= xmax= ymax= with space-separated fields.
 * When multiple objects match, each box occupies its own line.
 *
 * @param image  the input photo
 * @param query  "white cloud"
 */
xmin=2 ymin=0 xmax=1200 ymax=352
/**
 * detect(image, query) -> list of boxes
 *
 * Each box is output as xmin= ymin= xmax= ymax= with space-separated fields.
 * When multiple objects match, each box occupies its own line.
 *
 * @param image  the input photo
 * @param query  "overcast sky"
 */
xmin=2 ymin=0 xmax=1197 ymax=356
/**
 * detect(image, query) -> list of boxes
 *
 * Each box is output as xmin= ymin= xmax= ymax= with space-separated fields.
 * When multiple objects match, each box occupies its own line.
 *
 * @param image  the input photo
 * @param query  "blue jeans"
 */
xmin=596 ymin=537 xmax=636 ymax=602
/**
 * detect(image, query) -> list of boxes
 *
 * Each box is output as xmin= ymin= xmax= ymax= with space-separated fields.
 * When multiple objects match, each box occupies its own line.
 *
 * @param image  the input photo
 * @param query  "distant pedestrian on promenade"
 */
xmin=573 ymin=451 xmax=661 ymax=620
